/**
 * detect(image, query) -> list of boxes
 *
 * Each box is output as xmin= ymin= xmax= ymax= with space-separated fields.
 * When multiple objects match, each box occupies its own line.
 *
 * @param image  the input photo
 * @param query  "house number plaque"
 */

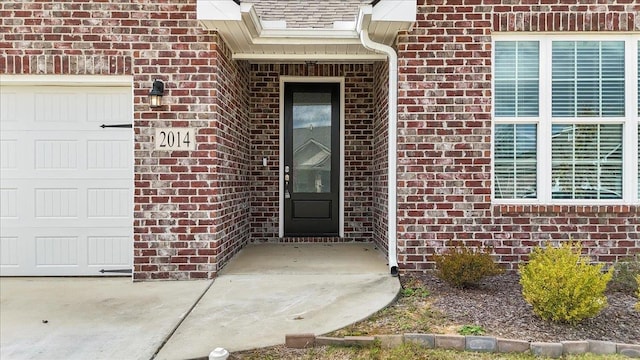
xmin=154 ymin=128 xmax=196 ymax=151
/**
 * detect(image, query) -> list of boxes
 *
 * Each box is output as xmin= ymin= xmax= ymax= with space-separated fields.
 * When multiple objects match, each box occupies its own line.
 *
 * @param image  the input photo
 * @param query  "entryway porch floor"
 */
xmin=156 ymin=242 xmax=400 ymax=359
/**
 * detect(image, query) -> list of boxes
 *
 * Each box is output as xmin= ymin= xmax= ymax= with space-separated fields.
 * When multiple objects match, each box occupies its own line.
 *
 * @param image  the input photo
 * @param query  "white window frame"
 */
xmin=492 ymin=34 xmax=640 ymax=205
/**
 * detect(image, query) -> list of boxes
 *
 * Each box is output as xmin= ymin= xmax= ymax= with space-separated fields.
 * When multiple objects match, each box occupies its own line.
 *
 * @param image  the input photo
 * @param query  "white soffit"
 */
xmin=197 ymin=0 xmax=416 ymax=62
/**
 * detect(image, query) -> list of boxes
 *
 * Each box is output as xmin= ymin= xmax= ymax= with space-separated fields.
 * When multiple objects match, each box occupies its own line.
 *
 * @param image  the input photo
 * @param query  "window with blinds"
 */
xmin=551 ymin=124 xmax=622 ymax=199
xmin=495 ymin=124 xmax=537 ymax=199
xmin=550 ymin=41 xmax=624 ymax=199
xmin=493 ymin=41 xmax=539 ymax=199
xmin=552 ymin=41 xmax=625 ymax=117
xmin=493 ymin=36 xmax=639 ymax=203
xmin=495 ymin=41 xmax=539 ymax=117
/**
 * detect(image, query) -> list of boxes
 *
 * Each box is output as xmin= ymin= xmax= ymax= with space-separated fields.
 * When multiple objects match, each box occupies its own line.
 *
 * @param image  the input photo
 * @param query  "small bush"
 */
xmin=608 ymin=255 xmax=640 ymax=294
xmin=434 ymin=245 xmax=503 ymax=289
xmin=458 ymin=325 xmax=485 ymax=336
xmin=519 ymin=242 xmax=613 ymax=323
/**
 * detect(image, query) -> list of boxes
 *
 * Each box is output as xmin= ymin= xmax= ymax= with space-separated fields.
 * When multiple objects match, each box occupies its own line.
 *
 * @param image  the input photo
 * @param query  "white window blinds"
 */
xmin=495 ymin=124 xmax=537 ymax=199
xmin=551 ymin=124 xmax=623 ymax=199
xmin=495 ymin=41 xmax=539 ymax=117
xmin=552 ymin=41 xmax=625 ymax=117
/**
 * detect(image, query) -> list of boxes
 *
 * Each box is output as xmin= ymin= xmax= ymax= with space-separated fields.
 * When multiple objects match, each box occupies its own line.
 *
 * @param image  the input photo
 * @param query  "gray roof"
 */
xmin=243 ymin=0 xmax=371 ymax=29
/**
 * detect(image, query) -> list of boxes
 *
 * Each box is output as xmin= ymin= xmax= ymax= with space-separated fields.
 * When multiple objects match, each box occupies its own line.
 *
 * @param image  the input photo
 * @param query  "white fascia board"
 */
xmin=250 ymin=34 xmax=361 ymax=47
xmin=197 ymin=0 xmax=241 ymax=22
xmin=259 ymin=29 xmax=359 ymax=40
xmin=240 ymin=3 xmax=262 ymax=38
xmin=356 ymin=5 xmax=372 ymax=32
xmin=233 ymin=52 xmax=387 ymax=61
xmin=372 ymin=0 xmax=417 ymax=22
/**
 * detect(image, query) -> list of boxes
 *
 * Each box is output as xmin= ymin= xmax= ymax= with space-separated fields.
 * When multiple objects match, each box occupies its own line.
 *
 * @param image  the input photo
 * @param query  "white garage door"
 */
xmin=0 ymin=79 xmax=133 ymax=276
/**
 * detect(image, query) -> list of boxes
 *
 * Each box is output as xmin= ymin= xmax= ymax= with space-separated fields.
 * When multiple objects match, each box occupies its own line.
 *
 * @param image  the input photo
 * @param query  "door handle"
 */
xmin=284 ymin=168 xmax=291 ymax=199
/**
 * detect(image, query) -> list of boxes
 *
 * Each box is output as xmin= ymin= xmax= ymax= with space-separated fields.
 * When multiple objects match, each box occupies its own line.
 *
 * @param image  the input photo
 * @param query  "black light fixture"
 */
xmin=148 ymin=79 xmax=164 ymax=108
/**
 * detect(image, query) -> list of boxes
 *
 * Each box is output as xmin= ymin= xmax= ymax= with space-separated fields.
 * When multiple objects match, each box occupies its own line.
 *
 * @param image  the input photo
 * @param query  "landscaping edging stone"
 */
xmin=562 ymin=340 xmax=590 ymax=355
xmin=497 ymin=338 xmax=531 ymax=353
xmin=617 ymin=344 xmax=640 ymax=359
xmin=466 ymin=336 xmax=498 ymax=352
xmin=284 ymin=333 xmax=640 ymax=358
xmin=530 ymin=342 xmax=563 ymax=358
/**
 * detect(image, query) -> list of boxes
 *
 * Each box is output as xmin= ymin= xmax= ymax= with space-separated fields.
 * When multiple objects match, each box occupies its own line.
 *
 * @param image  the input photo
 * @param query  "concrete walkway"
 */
xmin=0 ymin=243 xmax=400 ymax=360
xmin=155 ymin=243 xmax=399 ymax=359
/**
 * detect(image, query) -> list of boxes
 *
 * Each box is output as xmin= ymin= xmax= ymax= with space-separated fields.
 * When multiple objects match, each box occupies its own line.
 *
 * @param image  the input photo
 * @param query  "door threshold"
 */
xmin=279 ymin=236 xmax=344 ymax=243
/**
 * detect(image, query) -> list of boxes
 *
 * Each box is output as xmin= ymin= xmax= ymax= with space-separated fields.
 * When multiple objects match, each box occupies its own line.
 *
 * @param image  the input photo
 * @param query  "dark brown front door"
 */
xmin=284 ymin=82 xmax=340 ymax=236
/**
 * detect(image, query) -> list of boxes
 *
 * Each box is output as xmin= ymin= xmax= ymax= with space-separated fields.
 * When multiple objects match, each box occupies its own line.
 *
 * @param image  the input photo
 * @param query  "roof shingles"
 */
xmin=243 ymin=0 xmax=371 ymax=29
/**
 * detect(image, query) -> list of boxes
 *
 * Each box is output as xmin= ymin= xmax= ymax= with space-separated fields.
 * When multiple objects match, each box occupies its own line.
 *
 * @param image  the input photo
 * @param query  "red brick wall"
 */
xmin=0 ymin=1 xmax=133 ymax=75
xmin=249 ymin=63 xmax=376 ymax=242
xmin=207 ymin=39 xmax=251 ymax=273
xmin=395 ymin=0 xmax=640 ymax=272
xmin=249 ymin=64 xmax=280 ymax=239
xmin=0 ymin=0 xmax=247 ymax=280
xmin=373 ymin=61 xmax=390 ymax=254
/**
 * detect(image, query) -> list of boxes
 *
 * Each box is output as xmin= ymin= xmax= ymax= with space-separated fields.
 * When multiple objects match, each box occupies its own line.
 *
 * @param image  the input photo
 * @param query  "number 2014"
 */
xmin=155 ymin=128 xmax=195 ymax=150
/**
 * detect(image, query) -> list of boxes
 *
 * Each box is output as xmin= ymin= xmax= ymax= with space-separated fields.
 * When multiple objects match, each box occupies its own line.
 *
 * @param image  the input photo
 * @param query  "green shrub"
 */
xmin=608 ymin=255 xmax=640 ymax=294
xmin=519 ymin=242 xmax=613 ymax=323
xmin=458 ymin=325 xmax=485 ymax=336
xmin=434 ymin=245 xmax=503 ymax=289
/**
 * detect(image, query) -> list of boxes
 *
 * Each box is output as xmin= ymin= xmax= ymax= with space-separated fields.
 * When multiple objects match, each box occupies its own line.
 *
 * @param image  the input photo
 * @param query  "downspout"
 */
xmin=357 ymin=7 xmax=399 ymax=276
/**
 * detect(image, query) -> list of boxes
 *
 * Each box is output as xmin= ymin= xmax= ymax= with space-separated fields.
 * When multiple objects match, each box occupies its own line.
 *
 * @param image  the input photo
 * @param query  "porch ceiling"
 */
xmin=196 ymin=0 xmax=416 ymax=62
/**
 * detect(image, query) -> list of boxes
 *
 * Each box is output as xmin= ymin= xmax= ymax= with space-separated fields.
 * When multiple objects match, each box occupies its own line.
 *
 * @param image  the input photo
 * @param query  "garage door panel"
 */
xmin=0 ymin=82 xmax=133 ymax=276
xmin=35 ymin=139 xmax=79 ymax=170
xmin=0 ymin=132 xmax=132 ymax=179
xmin=87 ymin=235 xmax=131 ymax=267
xmin=0 ymin=188 xmax=19 ymax=218
xmin=87 ymin=91 xmax=131 ymax=125
xmin=1 ymin=228 xmax=131 ymax=276
xmin=0 ymin=139 xmax=18 ymax=170
xmin=0 ymin=90 xmax=34 ymax=126
xmin=87 ymin=188 xmax=130 ymax=218
xmin=2 ymin=179 xmax=131 ymax=226
xmin=35 ymin=188 xmax=79 ymax=218
xmin=0 ymin=133 xmax=29 ymax=175
xmin=1 ymin=87 xmax=131 ymax=132
xmin=33 ymin=227 xmax=132 ymax=274
xmin=35 ymin=92 xmax=88 ymax=125
xmin=0 ymin=236 xmax=20 ymax=267
xmin=87 ymin=137 xmax=132 ymax=170
xmin=35 ymin=235 xmax=79 ymax=266
xmin=0 ymin=230 xmax=33 ymax=276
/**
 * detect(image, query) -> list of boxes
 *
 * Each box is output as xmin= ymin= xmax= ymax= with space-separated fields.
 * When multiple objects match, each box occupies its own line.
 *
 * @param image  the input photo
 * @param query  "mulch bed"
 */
xmin=416 ymin=272 xmax=640 ymax=345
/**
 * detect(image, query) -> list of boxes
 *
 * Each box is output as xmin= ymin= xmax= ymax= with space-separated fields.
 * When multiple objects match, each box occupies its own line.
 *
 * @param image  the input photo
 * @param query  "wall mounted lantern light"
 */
xmin=149 ymin=79 xmax=164 ymax=108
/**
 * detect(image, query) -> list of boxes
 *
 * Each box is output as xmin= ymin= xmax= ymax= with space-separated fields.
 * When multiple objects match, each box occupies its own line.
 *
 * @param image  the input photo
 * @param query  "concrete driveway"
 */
xmin=1 ymin=243 xmax=400 ymax=360
xmin=0 ymin=277 xmax=210 ymax=360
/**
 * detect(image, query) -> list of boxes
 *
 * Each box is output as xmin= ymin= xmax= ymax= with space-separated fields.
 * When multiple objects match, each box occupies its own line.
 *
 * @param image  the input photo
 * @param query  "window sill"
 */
xmin=495 ymin=204 xmax=639 ymax=214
